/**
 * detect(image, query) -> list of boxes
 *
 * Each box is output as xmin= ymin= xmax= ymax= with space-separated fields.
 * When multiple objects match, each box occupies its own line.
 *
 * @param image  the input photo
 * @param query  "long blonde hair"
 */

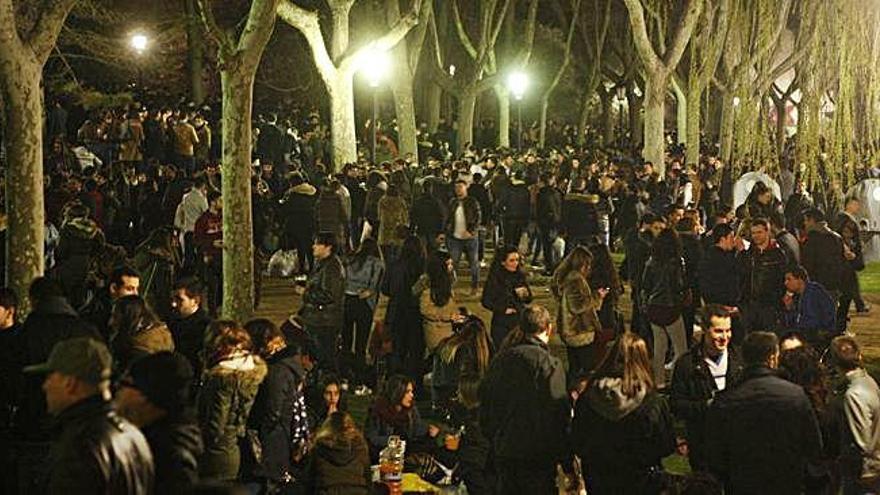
xmin=551 ymin=246 xmax=592 ymax=298
xmin=593 ymin=332 xmax=655 ymax=397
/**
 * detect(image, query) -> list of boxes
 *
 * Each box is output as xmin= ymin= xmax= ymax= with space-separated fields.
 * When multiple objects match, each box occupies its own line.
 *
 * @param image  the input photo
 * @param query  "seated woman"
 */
xmin=364 ymin=374 xmax=440 ymax=462
xmin=431 ymin=315 xmax=492 ymax=408
xmin=304 ymin=412 xmax=371 ymax=495
xmin=307 ymin=373 xmax=349 ymax=431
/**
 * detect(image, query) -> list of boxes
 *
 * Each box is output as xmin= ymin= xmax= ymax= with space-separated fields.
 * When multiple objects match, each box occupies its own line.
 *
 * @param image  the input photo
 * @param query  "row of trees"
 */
xmin=1 ymin=0 xmax=877 ymax=320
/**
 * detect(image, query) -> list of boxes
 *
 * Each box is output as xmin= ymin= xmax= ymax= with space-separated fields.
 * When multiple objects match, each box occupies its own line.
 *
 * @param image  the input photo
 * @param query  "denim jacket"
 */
xmin=344 ymin=256 xmax=384 ymax=310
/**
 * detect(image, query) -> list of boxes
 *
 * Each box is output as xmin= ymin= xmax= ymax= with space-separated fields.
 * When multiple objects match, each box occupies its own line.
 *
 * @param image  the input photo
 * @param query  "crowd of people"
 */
xmin=0 ymin=98 xmax=879 ymax=495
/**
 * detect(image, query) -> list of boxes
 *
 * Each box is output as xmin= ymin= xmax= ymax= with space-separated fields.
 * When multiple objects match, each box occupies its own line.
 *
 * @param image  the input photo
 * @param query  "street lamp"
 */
xmin=358 ymin=46 xmax=391 ymax=164
xmin=507 ymin=71 xmax=529 ymax=151
xmin=616 ymin=85 xmax=627 ymax=146
xmin=129 ymin=33 xmax=149 ymax=95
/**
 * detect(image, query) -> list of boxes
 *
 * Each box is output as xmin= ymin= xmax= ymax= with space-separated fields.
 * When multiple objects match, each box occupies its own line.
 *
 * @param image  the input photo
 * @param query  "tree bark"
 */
xmin=671 ymin=77 xmax=687 ymax=146
xmin=219 ymin=67 xmax=256 ymax=320
xmin=329 ymin=76 xmax=358 ymax=166
xmin=495 ymin=85 xmax=510 ymax=148
xmin=185 ymin=0 xmax=206 ymax=104
xmin=1 ymin=67 xmax=45 ymax=309
xmin=600 ymin=90 xmax=614 ymax=147
xmin=458 ymin=89 xmax=477 ymax=150
xmin=685 ymin=78 xmax=702 ymax=166
xmin=719 ymin=96 xmax=734 ymax=164
xmin=390 ymin=64 xmax=418 ymax=158
xmin=642 ymin=75 xmax=667 ymax=170
xmin=425 ymin=81 xmax=441 ymax=132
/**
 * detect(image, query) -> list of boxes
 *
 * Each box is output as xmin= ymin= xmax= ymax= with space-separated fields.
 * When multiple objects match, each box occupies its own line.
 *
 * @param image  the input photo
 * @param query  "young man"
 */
xmin=480 ymin=305 xmax=572 ymax=494
xmin=194 ymin=191 xmax=223 ymax=314
xmin=25 ymin=337 xmax=154 ymax=493
xmin=707 ymin=332 xmax=822 ymax=494
xmin=445 ymin=179 xmax=482 ymax=295
xmin=81 ymin=265 xmax=140 ymax=341
xmin=297 ymin=232 xmax=345 ymax=371
xmin=670 ymin=304 xmax=744 ymax=471
xmin=737 ymin=217 xmax=788 ymax=334
xmin=829 ymin=335 xmax=880 ymax=494
xmin=782 ymin=265 xmax=836 ymax=342
xmin=168 ymin=277 xmax=212 ymax=380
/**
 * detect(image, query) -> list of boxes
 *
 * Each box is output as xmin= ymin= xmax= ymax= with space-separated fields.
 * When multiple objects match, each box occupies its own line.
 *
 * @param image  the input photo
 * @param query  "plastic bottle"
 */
xmin=378 ymin=435 xmax=405 ymax=495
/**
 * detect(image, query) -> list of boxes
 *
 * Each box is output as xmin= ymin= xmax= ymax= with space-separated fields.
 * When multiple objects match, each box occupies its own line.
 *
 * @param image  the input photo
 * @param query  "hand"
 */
xmin=358 ymin=289 xmax=373 ymax=299
xmin=514 ymin=286 xmax=529 ymax=299
xmin=783 ymin=292 xmax=794 ymax=310
xmin=504 ymin=307 xmax=517 ymax=315
xmin=427 ymin=425 xmax=440 ymax=438
xmin=451 ymin=313 xmax=466 ymax=323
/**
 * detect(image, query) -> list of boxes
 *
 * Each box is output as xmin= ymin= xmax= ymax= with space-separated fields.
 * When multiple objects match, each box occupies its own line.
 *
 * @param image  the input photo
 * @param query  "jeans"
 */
xmin=651 ymin=316 xmax=687 ymax=386
xmin=538 ymin=226 xmax=558 ymax=272
xmin=447 ymin=236 xmax=479 ymax=288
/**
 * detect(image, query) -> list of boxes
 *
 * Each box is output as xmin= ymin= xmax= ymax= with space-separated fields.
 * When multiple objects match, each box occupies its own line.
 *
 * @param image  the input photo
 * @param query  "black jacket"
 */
xmin=169 ymin=308 xmax=212 ymax=380
xmin=479 ymin=335 xmax=569 ymax=464
xmin=497 ymin=182 xmax=530 ymax=222
xmin=467 ymin=183 xmax=491 ymax=224
xmin=444 ymin=196 xmax=481 ymax=236
xmin=300 ymin=255 xmax=346 ymax=329
xmin=802 ymin=223 xmax=846 ymax=293
xmin=15 ymin=297 xmax=98 ymax=440
xmin=573 ymin=383 xmax=676 ymax=494
xmin=699 ymin=246 xmax=740 ymax=306
xmin=47 ymin=396 xmax=154 ymax=494
xmin=536 ymin=185 xmax=563 ymax=229
xmin=737 ymin=241 xmax=788 ymax=306
xmin=247 ymin=347 xmax=306 ymax=481
xmin=707 ymin=366 xmax=823 ymax=495
xmin=141 ymin=411 xmax=203 ymax=494
xmin=410 ymin=193 xmax=446 ymax=239
xmin=561 ymin=193 xmax=600 ymax=241
xmin=640 ymin=257 xmax=687 ymax=310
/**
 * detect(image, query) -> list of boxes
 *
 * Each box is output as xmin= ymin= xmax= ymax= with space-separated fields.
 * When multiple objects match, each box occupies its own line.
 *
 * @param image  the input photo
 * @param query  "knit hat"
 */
xmin=125 ymin=352 xmax=194 ymax=412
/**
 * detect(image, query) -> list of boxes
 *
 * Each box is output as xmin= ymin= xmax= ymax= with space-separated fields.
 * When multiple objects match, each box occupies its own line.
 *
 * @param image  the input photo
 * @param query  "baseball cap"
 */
xmin=124 ymin=352 xmax=194 ymax=412
xmin=23 ymin=337 xmax=112 ymax=385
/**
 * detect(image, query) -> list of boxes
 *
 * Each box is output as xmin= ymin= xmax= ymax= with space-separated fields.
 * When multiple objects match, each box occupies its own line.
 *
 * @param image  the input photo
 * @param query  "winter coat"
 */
xmin=281 ymin=183 xmax=317 ymax=244
xmin=802 ymin=222 xmax=846 ymax=293
xmin=419 ymin=289 xmax=457 ymax=353
xmin=698 ymin=245 xmax=740 ymax=306
xmin=169 ymin=308 xmax=212 ymax=380
xmin=316 ymin=191 xmax=347 ymax=238
xmin=706 ymin=366 xmax=823 ymax=495
xmin=498 ymin=181 xmax=530 ymax=222
xmin=305 ymin=436 xmax=371 ymax=495
xmin=300 ymin=255 xmax=346 ymax=329
xmin=55 ymin=217 xmax=104 ymax=303
xmin=536 ymin=185 xmax=563 ymax=229
xmin=15 ymin=297 xmax=98 ymax=441
xmin=479 ymin=335 xmax=569 ymax=464
xmin=573 ymin=380 xmax=676 ymax=494
xmin=561 ymin=193 xmax=600 ymax=241
xmin=481 ymin=267 xmax=532 ymax=340
xmin=554 ymin=270 xmax=602 ymax=348
xmin=115 ymin=323 xmax=175 ymax=373
xmin=377 ymin=195 xmax=409 ymax=247
xmin=47 ymin=395 xmax=154 ymax=494
xmin=640 ymin=257 xmax=686 ymax=312
xmin=141 ymin=411 xmax=203 ymax=495
xmin=467 ymin=183 xmax=491 ymax=224
xmin=736 ymin=241 xmax=788 ymax=306
xmin=198 ymin=353 xmax=268 ymax=481
xmin=363 ymin=399 xmax=429 ymax=461
xmin=410 ymin=193 xmax=446 ymax=240
xmin=837 ymin=368 xmax=880 ymax=485
xmin=444 ymin=196 xmax=481 ymax=237
xmin=247 ymin=347 xmax=307 ymax=481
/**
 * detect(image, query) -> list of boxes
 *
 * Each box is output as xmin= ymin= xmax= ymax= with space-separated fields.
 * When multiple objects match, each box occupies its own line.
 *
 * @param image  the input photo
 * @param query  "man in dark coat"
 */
xmin=623 ymin=213 xmax=665 ymax=340
xmin=670 ymin=304 xmax=744 ymax=472
xmin=80 ymin=265 xmax=140 ymax=342
xmin=737 ymin=217 xmax=788 ymax=334
xmin=116 ymin=352 xmax=202 ymax=494
xmin=834 ymin=197 xmax=869 ymax=324
xmin=706 ymin=332 xmax=822 ymax=495
xmin=410 ymin=184 xmax=446 ymax=251
xmin=536 ymin=173 xmax=563 ymax=275
xmin=280 ymin=173 xmax=317 ymax=274
xmin=698 ymin=223 xmax=746 ymax=343
xmin=480 ymin=305 xmax=572 ymax=494
xmin=801 ymin=208 xmax=846 ymax=298
xmin=26 ymin=337 xmax=154 ymax=494
xmin=298 ymin=233 xmax=345 ymax=371
xmin=168 ymin=277 xmax=212 ymax=381
xmin=561 ymin=178 xmax=601 ymax=253
xmin=497 ymin=172 xmax=530 ymax=249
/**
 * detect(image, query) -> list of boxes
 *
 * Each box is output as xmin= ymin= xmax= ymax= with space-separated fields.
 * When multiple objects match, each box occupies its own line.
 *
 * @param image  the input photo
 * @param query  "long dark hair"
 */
xmin=438 ymin=316 xmax=491 ymax=375
xmin=110 ymin=295 xmax=162 ymax=337
xmin=551 ymin=246 xmax=592 ymax=298
xmin=378 ymin=374 xmax=414 ymax=410
xmin=779 ymin=346 xmax=829 ymax=416
xmin=398 ymin=234 xmax=426 ymax=278
xmin=487 ymin=244 xmax=523 ymax=281
xmin=426 ymin=250 xmax=453 ymax=307
xmin=592 ymin=332 xmax=655 ymax=397
xmin=589 ymin=242 xmax=621 ymax=294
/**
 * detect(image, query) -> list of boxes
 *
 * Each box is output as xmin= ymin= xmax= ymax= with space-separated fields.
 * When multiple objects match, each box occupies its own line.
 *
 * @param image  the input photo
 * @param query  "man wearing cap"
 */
xmin=116 ymin=352 xmax=203 ymax=494
xmin=26 ymin=337 xmax=154 ymax=494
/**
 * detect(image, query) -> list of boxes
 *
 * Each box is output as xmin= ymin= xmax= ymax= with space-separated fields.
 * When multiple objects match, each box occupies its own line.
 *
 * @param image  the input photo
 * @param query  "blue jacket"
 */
xmin=344 ymin=256 xmax=384 ymax=310
xmin=784 ymin=281 xmax=836 ymax=333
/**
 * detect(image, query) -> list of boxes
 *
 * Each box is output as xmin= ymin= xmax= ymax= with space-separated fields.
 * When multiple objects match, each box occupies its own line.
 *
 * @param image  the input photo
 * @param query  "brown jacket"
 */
xmin=555 ymin=270 xmax=602 ymax=347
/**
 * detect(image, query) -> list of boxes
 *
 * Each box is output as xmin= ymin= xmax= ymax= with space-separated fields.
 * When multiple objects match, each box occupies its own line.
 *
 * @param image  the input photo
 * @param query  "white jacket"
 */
xmin=175 ymin=188 xmax=208 ymax=233
xmin=843 ymin=368 xmax=880 ymax=482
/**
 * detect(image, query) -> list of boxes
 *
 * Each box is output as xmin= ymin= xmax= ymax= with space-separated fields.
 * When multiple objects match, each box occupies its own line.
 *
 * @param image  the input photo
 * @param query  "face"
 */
xmin=212 ymin=197 xmax=223 ymax=212
xmin=400 ymin=383 xmax=415 ymax=408
xmin=110 ymin=275 xmax=140 ymax=300
xmin=758 ymin=191 xmax=772 ymax=205
xmin=718 ymin=233 xmax=736 ymax=251
xmin=171 ymin=288 xmax=200 ymax=317
xmin=323 ymin=384 xmax=340 ymax=408
xmin=704 ymin=316 xmax=732 ymax=355
xmin=313 ymin=242 xmax=331 ymax=260
xmin=784 ymin=273 xmax=805 ymax=293
xmin=648 ymin=221 xmax=666 ymax=238
xmin=43 ymin=372 xmax=72 ymax=415
xmin=848 ymin=200 xmax=862 ymax=215
xmin=454 ymin=182 xmax=467 ymax=198
xmin=750 ymin=225 xmax=769 ymax=247
xmin=668 ymin=209 xmax=684 ymax=226
xmin=0 ymin=305 xmax=15 ymax=330
xmin=502 ymin=252 xmax=520 ymax=272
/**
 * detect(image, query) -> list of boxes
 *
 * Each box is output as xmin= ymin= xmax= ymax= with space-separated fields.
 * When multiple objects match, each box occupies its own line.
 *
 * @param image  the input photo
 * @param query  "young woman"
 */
xmin=363 ymin=374 xmax=440 ymax=461
xmin=639 ymin=228 xmax=689 ymax=386
xmin=308 ymin=374 xmax=350 ymax=431
xmin=588 ymin=241 xmax=624 ymax=334
xmin=304 ymin=412 xmax=371 ymax=495
xmin=481 ymin=244 xmax=533 ymax=347
xmin=109 ymin=295 xmax=174 ymax=374
xmin=419 ymin=250 xmax=463 ymax=354
xmin=382 ymin=235 xmax=426 ymax=385
xmin=198 ymin=320 xmax=268 ymax=481
xmin=552 ymin=246 xmax=607 ymax=378
xmin=431 ymin=315 xmax=492 ymax=407
xmin=572 ymin=333 xmax=676 ymax=494
xmin=342 ymin=237 xmax=384 ymax=384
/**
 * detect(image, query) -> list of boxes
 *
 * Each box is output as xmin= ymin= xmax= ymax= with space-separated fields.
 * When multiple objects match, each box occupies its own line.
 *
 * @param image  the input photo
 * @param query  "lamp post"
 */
xmin=359 ymin=47 xmax=391 ymax=164
xmin=130 ymin=33 xmax=148 ymax=95
xmin=616 ymin=85 xmax=626 ymax=146
xmin=507 ymin=71 xmax=529 ymax=152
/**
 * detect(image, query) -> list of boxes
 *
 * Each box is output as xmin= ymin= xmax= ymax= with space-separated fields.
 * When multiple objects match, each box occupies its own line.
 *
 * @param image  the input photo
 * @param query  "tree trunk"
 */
xmin=600 ymin=91 xmax=614 ymax=147
xmin=628 ymin=86 xmax=643 ymax=146
xmin=390 ymin=64 xmax=417 ymax=158
xmin=577 ymin=93 xmax=591 ymax=146
xmin=219 ymin=67 xmax=256 ymax=321
xmin=642 ymin=74 xmax=667 ymax=174
xmin=2 ymin=64 xmax=45 ymax=313
xmin=457 ymin=88 xmax=477 ymax=153
xmin=495 ymin=85 xmax=510 ymax=148
xmin=425 ymin=81 xmax=441 ymax=132
xmin=685 ymin=79 xmax=702 ymax=166
xmin=538 ymin=94 xmax=550 ymax=149
xmin=185 ymin=0 xmax=205 ymax=104
xmin=719 ymin=97 xmax=735 ymax=164
xmin=672 ymin=78 xmax=687 ymax=146
xmin=328 ymin=76 xmax=357 ymax=169
xmin=774 ymin=96 xmax=787 ymax=159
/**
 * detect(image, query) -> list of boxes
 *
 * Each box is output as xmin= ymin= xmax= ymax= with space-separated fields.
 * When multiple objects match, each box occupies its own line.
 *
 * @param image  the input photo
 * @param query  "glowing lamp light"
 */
xmin=357 ymin=46 xmax=392 ymax=88
xmin=130 ymin=33 xmax=148 ymax=54
xmin=507 ymin=71 xmax=529 ymax=101
xmin=449 ymin=65 xmax=456 ymax=76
